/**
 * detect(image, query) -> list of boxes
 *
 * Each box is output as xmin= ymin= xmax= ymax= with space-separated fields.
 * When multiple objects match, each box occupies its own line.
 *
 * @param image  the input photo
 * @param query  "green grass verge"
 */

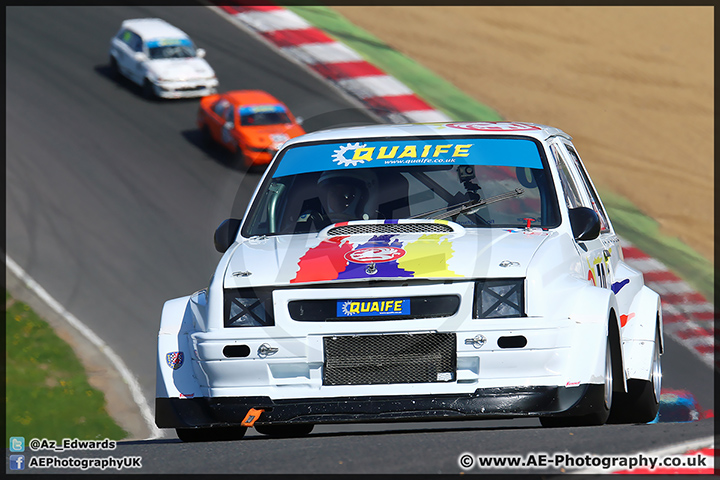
xmin=599 ymin=191 xmax=714 ymax=301
xmin=6 ymin=291 xmax=128 ymax=446
xmin=285 ymin=4 xmax=713 ymax=299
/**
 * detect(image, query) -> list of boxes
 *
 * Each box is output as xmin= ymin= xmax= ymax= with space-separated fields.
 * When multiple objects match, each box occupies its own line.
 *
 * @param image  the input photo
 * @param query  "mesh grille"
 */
xmin=327 ymin=223 xmax=453 ymax=236
xmin=323 ymin=333 xmax=456 ymax=386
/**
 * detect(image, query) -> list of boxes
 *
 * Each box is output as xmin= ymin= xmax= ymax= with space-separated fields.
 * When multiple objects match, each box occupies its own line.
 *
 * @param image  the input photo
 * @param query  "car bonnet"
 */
xmin=146 ymin=57 xmax=214 ymax=80
xmin=223 ymin=221 xmax=554 ymax=288
xmin=238 ymin=124 xmax=300 ymax=147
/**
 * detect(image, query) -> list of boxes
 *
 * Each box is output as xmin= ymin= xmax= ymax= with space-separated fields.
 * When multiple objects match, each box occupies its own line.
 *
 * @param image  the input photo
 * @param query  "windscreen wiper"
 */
xmin=410 ymin=188 xmax=524 ymax=220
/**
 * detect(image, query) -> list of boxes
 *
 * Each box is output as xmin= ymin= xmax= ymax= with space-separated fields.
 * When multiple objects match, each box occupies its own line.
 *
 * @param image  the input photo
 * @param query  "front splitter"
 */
xmin=156 ymin=384 xmax=605 ymax=428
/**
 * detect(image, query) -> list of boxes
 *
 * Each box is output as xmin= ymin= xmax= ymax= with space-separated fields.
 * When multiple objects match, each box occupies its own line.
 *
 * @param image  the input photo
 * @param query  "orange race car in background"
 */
xmin=198 ymin=90 xmax=305 ymax=169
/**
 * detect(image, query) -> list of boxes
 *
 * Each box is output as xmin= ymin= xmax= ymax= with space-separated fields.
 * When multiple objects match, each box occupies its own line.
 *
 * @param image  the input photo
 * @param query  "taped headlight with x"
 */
xmin=224 ymin=288 xmax=275 ymax=327
xmin=473 ymin=279 xmax=524 ymax=319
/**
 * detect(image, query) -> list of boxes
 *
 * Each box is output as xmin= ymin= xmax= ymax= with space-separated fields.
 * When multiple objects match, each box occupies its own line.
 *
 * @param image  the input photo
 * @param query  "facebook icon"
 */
xmin=9 ymin=454 xmax=25 ymax=470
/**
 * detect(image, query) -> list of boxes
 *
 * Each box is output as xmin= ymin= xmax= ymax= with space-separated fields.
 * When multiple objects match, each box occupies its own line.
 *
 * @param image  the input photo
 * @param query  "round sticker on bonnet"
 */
xmin=446 ymin=122 xmax=542 ymax=131
xmin=345 ymin=247 xmax=406 ymax=264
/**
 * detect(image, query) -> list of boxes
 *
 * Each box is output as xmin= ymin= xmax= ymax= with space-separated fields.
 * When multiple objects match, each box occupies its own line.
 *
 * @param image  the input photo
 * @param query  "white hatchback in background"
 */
xmin=109 ymin=18 xmax=218 ymax=99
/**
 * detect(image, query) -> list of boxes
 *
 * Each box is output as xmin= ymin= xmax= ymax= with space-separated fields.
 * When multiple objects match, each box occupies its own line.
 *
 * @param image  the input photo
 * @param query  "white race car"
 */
xmin=109 ymin=18 xmax=218 ymax=99
xmin=156 ymin=121 xmax=663 ymax=442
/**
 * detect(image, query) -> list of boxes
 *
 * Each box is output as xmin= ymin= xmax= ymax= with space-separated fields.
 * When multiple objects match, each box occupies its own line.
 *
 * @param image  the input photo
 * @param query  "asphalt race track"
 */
xmin=5 ymin=5 xmax=714 ymax=474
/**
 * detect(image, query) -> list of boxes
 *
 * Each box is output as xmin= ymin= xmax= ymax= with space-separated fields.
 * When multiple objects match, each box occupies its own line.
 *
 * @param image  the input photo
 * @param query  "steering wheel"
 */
xmin=295 ymin=210 xmax=330 ymax=233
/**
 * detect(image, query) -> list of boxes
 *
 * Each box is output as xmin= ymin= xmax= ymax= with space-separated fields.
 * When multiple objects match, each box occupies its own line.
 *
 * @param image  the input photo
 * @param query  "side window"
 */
xmin=212 ymin=99 xmax=228 ymax=117
xmin=550 ymin=144 xmax=584 ymax=209
xmin=118 ymin=29 xmax=132 ymax=45
xmin=132 ymin=34 xmax=144 ymax=53
xmin=224 ymin=106 xmax=235 ymax=124
xmin=563 ymin=144 xmax=611 ymax=232
xmin=122 ymin=32 xmax=142 ymax=53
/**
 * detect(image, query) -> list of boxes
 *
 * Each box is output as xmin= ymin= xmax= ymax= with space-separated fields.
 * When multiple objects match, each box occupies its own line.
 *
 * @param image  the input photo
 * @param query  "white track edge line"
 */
xmin=6 ymin=255 xmax=163 ymax=440
xmin=572 ymin=435 xmax=715 ymax=474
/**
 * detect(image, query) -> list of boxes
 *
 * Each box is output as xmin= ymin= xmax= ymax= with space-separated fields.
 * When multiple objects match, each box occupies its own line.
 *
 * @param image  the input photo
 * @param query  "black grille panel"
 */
xmin=327 ymin=223 xmax=453 ymax=236
xmin=323 ymin=333 xmax=456 ymax=386
xmin=289 ymin=295 xmax=460 ymax=321
xmin=175 ymin=85 xmax=206 ymax=91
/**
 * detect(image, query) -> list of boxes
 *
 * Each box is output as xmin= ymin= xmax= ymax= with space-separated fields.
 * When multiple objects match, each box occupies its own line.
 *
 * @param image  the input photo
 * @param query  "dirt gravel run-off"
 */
xmin=332 ymin=6 xmax=713 ymax=263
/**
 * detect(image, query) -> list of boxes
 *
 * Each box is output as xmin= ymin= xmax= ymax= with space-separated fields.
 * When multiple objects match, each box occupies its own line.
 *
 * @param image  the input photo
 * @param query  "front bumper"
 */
xmin=242 ymin=148 xmax=276 ymax=166
xmin=154 ymin=79 xmax=218 ymax=99
xmin=156 ymin=384 xmax=605 ymax=428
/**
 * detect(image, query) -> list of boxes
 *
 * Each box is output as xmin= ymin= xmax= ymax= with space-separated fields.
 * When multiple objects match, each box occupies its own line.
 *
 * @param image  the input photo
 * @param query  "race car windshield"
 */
xmin=240 ymin=108 xmax=291 ymax=126
xmin=242 ymin=136 xmax=561 ymax=237
xmin=147 ymin=40 xmax=196 ymax=59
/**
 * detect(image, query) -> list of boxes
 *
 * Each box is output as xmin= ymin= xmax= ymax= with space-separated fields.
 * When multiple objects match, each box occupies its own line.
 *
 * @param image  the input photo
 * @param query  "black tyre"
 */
xmin=607 ymin=329 xmax=661 ymax=424
xmin=142 ymin=78 xmax=156 ymax=99
xmin=176 ymin=426 xmax=247 ymax=443
xmin=246 ymin=160 xmax=263 ymax=173
xmin=200 ymin=124 xmax=213 ymax=147
xmin=540 ymin=337 xmax=613 ymax=428
xmin=109 ymin=56 xmax=120 ymax=80
xmin=223 ymin=142 xmax=247 ymax=169
xmin=254 ymin=423 xmax=314 ymax=438
xmin=223 ymin=150 xmax=240 ymax=169
xmin=234 ymin=147 xmax=246 ymax=168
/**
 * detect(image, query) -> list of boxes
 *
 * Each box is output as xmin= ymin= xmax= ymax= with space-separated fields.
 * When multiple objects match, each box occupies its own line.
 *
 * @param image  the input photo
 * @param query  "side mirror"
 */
xmin=214 ymin=218 xmax=242 ymax=253
xmin=569 ymin=207 xmax=601 ymax=241
xmin=196 ymin=48 xmax=206 ymax=58
xmin=134 ymin=52 xmax=148 ymax=62
xmin=295 ymin=115 xmax=304 ymax=126
xmin=223 ymin=121 xmax=233 ymax=130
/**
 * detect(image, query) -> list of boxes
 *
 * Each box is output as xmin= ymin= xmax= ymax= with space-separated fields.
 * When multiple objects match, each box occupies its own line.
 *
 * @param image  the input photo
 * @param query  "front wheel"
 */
xmin=254 ymin=423 xmax=314 ymax=438
xmin=142 ymin=78 xmax=156 ymax=99
xmin=540 ymin=337 xmax=614 ymax=428
xmin=222 ymin=145 xmax=242 ymax=169
xmin=200 ymin=124 xmax=214 ymax=147
xmin=109 ymin=56 xmax=120 ymax=80
xmin=176 ymin=426 xmax=247 ymax=443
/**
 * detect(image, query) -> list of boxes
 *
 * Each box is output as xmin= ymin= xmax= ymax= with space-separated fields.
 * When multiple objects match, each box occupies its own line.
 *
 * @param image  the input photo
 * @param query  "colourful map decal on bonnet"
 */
xmin=290 ymin=232 xmax=460 ymax=283
xmin=398 ymin=234 xmax=462 ymax=277
xmin=338 ymin=235 xmax=411 ymax=280
xmin=290 ymin=236 xmax=353 ymax=283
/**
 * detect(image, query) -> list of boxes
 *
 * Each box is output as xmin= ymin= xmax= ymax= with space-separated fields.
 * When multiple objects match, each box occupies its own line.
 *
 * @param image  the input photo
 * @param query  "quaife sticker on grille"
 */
xmin=323 ymin=333 xmax=456 ymax=386
xmin=288 ymin=295 xmax=460 ymax=322
xmin=337 ymin=298 xmax=410 ymax=317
